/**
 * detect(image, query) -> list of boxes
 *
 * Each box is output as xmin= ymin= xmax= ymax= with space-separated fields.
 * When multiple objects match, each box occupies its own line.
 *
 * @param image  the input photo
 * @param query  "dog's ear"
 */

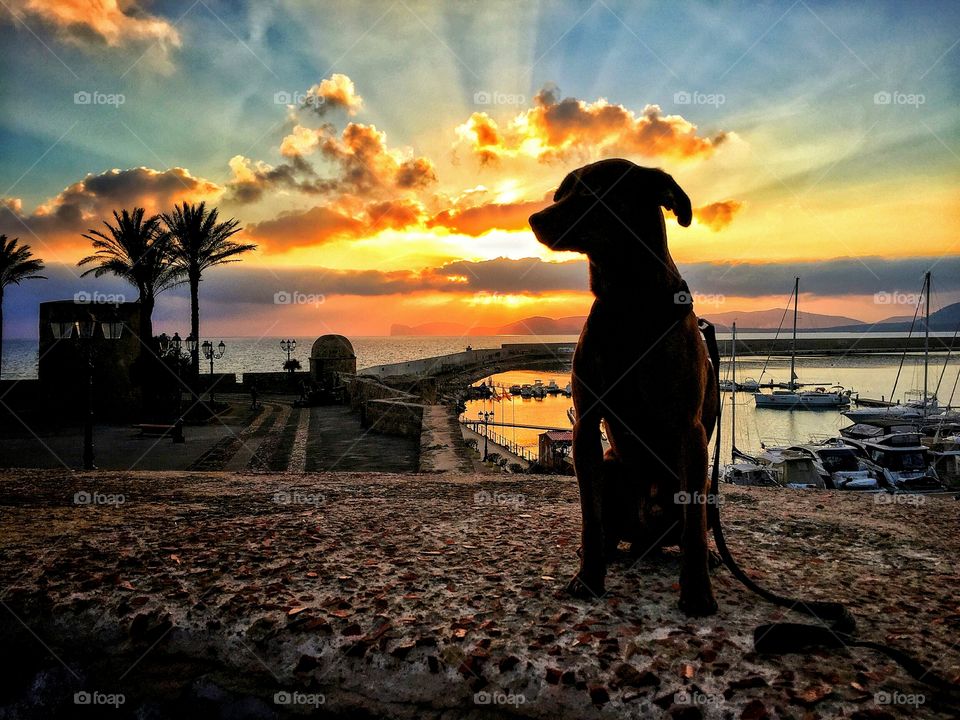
xmin=634 ymin=167 xmax=692 ymax=227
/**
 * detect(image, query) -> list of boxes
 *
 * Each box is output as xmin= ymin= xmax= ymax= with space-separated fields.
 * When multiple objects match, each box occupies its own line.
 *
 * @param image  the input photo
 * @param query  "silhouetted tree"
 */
xmin=162 ymin=202 xmax=254 ymax=376
xmin=0 ymin=235 xmax=45 ymax=376
xmin=78 ymin=208 xmax=180 ymax=348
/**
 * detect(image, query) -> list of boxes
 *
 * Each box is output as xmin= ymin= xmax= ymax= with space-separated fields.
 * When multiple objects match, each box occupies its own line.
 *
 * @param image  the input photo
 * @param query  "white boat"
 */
xmin=790 ymin=443 xmax=879 ymax=490
xmin=531 ymin=380 xmax=546 ymax=398
xmin=544 ymin=379 xmax=561 ymax=394
xmin=756 ymin=447 xmax=825 ymax=489
xmin=844 ymin=392 xmax=939 ymax=424
xmin=754 ymin=277 xmax=850 ymax=410
xmin=755 ymin=386 xmax=851 ymax=409
xmin=845 ymin=272 xmax=951 ymax=426
xmin=844 ymin=430 xmax=942 ymax=492
xmin=721 ymin=322 xmax=779 ymax=487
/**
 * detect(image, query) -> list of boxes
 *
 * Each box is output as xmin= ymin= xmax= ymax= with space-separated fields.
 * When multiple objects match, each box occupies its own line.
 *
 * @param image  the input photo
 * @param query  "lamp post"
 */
xmin=159 ymin=332 xmax=187 ymax=443
xmin=280 ymin=339 xmax=297 ymax=372
xmin=478 ymin=410 xmax=493 ymax=462
xmin=51 ymin=317 xmax=123 ymax=470
xmin=201 ymin=340 xmax=226 ymax=405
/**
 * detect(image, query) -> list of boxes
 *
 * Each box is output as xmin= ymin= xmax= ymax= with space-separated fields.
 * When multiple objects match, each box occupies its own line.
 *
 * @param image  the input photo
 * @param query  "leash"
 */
xmin=697 ymin=318 xmax=960 ymax=695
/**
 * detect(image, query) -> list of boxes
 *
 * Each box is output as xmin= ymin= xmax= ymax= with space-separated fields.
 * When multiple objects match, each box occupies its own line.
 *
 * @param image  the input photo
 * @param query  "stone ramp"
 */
xmin=304 ymin=405 xmax=419 ymax=473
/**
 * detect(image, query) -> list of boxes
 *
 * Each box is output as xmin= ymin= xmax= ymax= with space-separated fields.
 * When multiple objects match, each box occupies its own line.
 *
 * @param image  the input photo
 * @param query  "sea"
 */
xmin=3 ymin=334 xmax=957 ymax=458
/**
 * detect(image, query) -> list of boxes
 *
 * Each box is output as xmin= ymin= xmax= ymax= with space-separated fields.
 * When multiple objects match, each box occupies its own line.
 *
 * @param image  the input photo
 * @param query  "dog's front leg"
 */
xmin=678 ymin=422 xmax=718 ymax=616
xmin=568 ymin=413 xmax=606 ymax=598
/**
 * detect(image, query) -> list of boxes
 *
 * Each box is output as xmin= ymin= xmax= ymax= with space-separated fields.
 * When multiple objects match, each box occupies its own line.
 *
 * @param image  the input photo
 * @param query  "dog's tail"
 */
xmin=697 ymin=317 xmax=959 ymax=696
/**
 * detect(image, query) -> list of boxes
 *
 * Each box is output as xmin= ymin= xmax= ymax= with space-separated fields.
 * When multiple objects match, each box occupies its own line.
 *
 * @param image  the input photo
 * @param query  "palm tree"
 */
xmin=162 ymin=202 xmax=254 ymax=375
xmin=0 ymin=235 xmax=45 ymax=376
xmin=78 ymin=208 xmax=181 ymax=349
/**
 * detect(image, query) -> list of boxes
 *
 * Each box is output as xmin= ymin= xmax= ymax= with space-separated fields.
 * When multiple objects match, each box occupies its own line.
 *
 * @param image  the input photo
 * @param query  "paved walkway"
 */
xmin=0 ymin=396 xmax=418 ymax=473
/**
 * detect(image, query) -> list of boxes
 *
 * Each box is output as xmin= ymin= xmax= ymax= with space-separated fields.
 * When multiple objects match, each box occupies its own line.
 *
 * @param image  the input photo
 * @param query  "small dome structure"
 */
xmin=309 ymin=334 xmax=357 ymax=384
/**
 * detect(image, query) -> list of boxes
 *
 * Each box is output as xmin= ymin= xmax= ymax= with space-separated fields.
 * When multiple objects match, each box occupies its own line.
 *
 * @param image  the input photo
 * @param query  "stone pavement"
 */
xmin=0 ymin=395 xmax=419 ymax=474
xmin=1 ymin=470 xmax=957 ymax=718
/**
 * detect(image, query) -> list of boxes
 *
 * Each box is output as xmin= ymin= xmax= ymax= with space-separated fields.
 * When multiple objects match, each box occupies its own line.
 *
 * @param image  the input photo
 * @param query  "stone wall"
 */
xmin=238 ymin=371 xmax=309 ymax=393
xmin=364 ymin=398 xmax=425 ymax=438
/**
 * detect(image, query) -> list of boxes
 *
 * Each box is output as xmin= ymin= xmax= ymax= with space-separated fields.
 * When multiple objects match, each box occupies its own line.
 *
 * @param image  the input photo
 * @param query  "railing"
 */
xmin=461 ymin=421 xmax=538 ymax=463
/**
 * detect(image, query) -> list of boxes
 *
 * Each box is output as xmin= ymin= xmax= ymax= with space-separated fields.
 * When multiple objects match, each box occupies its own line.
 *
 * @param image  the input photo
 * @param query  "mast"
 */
xmin=731 ymin=322 xmax=737 ymax=461
xmin=924 ymin=271 xmax=930 ymax=407
xmin=790 ymin=277 xmax=799 ymax=392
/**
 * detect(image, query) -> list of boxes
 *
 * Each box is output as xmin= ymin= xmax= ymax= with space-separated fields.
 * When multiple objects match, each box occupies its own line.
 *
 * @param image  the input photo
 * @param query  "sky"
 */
xmin=1 ymin=0 xmax=958 ymax=338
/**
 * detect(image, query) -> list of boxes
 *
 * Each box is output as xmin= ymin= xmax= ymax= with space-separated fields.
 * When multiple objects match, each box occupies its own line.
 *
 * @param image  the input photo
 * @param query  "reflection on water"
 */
xmin=465 ymin=353 xmax=959 ymax=458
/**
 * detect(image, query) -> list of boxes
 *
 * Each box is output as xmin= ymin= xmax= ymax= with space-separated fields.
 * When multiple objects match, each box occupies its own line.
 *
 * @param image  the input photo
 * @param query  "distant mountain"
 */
xmin=390 ymin=301 xmax=960 ymax=336
xmin=390 ymin=322 xmax=471 ymax=336
xmin=495 ymin=316 xmax=587 ymax=335
xmin=704 ymin=308 xmax=865 ymax=331
xmin=827 ymin=301 xmax=960 ymax=332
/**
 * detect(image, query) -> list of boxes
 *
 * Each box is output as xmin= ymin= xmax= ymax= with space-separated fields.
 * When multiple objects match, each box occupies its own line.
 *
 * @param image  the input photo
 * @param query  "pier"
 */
xmin=360 ymin=336 xmax=955 ymax=384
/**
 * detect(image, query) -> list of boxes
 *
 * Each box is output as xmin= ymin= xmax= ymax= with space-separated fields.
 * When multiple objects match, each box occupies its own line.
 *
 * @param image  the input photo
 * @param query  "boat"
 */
xmin=844 ymin=430 xmax=942 ymax=492
xmin=519 ymin=384 xmax=533 ymax=398
xmin=721 ymin=322 xmax=780 ymax=487
xmin=544 ymin=379 xmax=561 ymax=394
xmin=508 ymin=384 xmax=522 ymax=395
xmin=756 ymin=447 xmax=826 ymax=489
xmin=562 ymin=382 xmax=572 ymax=397
xmin=531 ymin=379 xmax=546 ymax=398
xmin=844 ymin=272 xmax=955 ymax=426
xmin=789 ymin=443 xmax=878 ymax=490
xmin=754 ymin=277 xmax=850 ymax=410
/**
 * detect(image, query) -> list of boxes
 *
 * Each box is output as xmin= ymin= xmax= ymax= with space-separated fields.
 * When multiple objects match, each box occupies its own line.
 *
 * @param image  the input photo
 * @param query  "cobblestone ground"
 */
xmin=1 ymin=471 xmax=958 ymax=718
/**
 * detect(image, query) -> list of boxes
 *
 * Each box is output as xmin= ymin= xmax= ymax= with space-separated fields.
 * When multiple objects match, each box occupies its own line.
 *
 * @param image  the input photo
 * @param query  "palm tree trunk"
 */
xmin=0 ymin=288 xmax=4 ymax=380
xmin=190 ymin=271 xmax=200 ymax=377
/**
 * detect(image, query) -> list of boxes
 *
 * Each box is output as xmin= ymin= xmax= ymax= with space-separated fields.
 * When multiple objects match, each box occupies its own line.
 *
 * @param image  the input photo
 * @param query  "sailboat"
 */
xmin=844 ymin=271 xmax=950 ymax=425
xmin=722 ymin=322 xmax=779 ymax=487
xmin=753 ymin=277 xmax=851 ymax=410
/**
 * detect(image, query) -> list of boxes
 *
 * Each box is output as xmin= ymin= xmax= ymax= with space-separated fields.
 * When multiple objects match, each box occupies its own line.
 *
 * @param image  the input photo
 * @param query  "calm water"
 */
xmin=4 ymin=335 xmax=956 ymax=457
xmin=0 ymin=335 xmax=582 ymax=380
xmin=464 ymin=353 xmax=959 ymax=459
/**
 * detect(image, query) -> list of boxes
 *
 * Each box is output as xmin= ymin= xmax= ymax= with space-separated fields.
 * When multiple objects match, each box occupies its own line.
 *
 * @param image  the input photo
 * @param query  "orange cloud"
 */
xmin=455 ymin=86 xmax=729 ymax=164
xmin=272 ymin=122 xmax=436 ymax=193
xmin=694 ymin=200 xmax=743 ymax=231
xmin=429 ymin=199 xmax=549 ymax=236
xmin=302 ymin=73 xmax=364 ymax=116
xmin=0 ymin=166 xmax=222 ymax=258
xmin=7 ymin=0 xmax=180 ymax=54
xmin=246 ymin=197 xmax=426 ymax=252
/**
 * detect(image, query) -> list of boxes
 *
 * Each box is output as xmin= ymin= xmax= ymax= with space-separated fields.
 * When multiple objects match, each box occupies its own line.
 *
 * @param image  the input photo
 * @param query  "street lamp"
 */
xmin=51 ymin=318 xmax=123 ymax=469
xmin=478 ymin=410 xmax=493 ymax=462
xmin=158 ymin=332 xmax=187 ymax=443
xmin=201 ymin=340 xmax=226 ymax=404
xmin=280 ymin=339 xmax=297 ymax=372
